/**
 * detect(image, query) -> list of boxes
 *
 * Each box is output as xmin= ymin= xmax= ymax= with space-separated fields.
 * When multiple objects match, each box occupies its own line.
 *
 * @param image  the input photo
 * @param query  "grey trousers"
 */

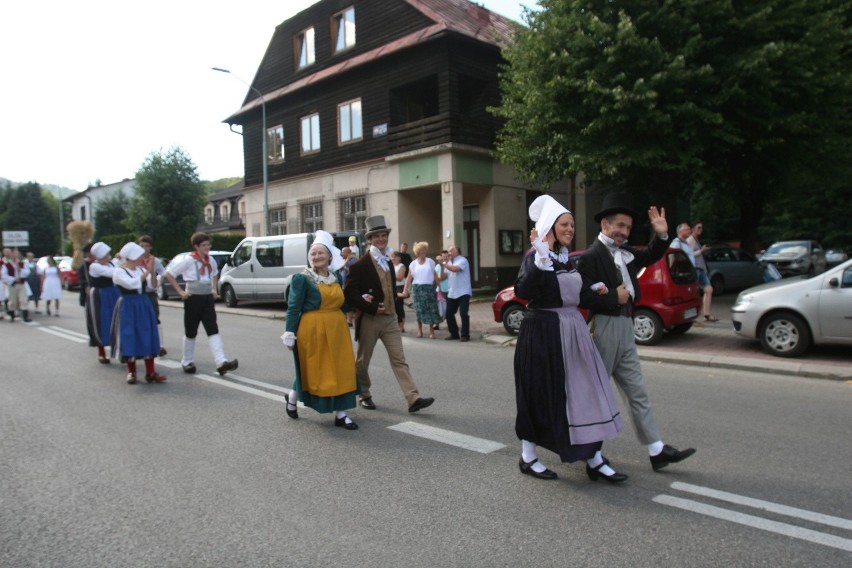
xmin=591 ymin=314 xmax=661 ymax=445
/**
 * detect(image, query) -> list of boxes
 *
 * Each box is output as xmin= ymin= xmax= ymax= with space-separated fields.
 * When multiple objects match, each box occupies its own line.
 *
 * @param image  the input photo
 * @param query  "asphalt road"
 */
xmin=2 ymin=296 xmax=850 ymax=567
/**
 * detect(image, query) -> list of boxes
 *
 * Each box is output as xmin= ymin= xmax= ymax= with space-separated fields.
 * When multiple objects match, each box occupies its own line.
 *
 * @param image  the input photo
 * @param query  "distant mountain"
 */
xmin=0 ymin=177 xmax=78 ymax=200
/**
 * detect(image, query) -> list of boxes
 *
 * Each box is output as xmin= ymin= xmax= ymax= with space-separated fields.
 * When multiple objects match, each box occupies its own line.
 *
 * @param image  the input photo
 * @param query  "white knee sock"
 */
xmin=587 ymin=450 xmax=616 ymax=476
xmin=648 ymin=441 xmax=664 ymax=456
xmin=287 ymin=390 xmax=297 ymax=407
xmin=182 ymin=337 xmax=196 ymax=366
xmin=208 ymin=334 xmax=227 ymax=366
xmin=336 ymin=410 xmax=353 ymax=424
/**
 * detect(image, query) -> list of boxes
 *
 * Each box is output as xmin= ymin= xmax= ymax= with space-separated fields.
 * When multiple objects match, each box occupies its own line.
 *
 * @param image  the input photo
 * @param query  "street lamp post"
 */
xmin=212 ymin=67 xmax=269 ymax=236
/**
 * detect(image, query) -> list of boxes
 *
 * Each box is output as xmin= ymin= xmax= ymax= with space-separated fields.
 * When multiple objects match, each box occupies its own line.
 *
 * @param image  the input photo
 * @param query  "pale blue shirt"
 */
xmin=446 ymin=255 xmax=472 ymax=299
xmin=670 ymin=237 xmax=696 ymax=267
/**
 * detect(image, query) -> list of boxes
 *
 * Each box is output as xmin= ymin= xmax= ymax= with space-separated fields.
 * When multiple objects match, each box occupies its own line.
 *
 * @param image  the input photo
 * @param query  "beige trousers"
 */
xmin=356 ymin=313 xmax=420 ymax=406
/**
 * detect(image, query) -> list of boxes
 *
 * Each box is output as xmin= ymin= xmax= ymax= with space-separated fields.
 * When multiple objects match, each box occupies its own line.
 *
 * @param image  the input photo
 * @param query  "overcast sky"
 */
xmin=0 ymin=0 xmax=535 ymax=191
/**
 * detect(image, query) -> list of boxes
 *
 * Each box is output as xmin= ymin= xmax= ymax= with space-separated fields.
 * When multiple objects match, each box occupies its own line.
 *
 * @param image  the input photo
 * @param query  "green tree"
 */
xmin=3 ymin=182 xmax=58 ymax=255
xmin=493 ymin=0 xmax=852 ymax=250
xmin=93 ymin=190 xmax=130 ymax=239
xmin=126 ymin=146 xmax=205 ymax=244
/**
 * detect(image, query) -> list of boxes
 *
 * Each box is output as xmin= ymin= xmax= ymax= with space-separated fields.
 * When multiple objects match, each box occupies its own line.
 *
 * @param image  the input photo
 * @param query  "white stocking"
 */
xmin=182 ymin=337 xmax=196 ymax=366
xmin=208 ymin=334 xmax=227 ymax=366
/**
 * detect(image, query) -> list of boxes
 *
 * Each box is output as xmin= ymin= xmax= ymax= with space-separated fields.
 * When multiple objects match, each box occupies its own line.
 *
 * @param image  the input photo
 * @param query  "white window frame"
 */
xmin=300 ymin=113 xmax=321 ymax=154
xmin=338 ymin=98 xmax=363 ymax=145
xmin=301 ymin=202 xmax=323 ymax=233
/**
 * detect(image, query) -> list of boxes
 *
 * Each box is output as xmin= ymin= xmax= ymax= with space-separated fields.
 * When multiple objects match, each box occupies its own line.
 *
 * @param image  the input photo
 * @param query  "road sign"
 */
xmin=2 ymin=230 xmax=29 ymax=247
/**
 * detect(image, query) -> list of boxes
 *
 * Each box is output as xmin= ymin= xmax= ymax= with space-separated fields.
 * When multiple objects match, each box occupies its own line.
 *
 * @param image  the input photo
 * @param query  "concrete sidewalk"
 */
xmin=469 ymin=298 xmax=851 ymax=382
xmin=170 ymin=296 xmax=851 ymax=381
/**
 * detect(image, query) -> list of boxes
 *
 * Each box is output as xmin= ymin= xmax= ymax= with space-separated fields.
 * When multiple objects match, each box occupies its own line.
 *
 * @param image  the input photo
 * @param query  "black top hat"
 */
xmin=364 ymin=215 xmax=392 ymax=238
xmin=594 ymin=191 xmax=640 ymax=223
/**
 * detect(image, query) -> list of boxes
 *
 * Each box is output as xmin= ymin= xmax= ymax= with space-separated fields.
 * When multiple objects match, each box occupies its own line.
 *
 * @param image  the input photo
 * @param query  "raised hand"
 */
xmin=648 ymin=206 xmax=668 ymax=236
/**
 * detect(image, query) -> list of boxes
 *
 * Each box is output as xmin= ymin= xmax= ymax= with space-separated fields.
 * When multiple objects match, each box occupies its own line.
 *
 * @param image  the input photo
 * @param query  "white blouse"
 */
xmin=408 ymin=258 xmax=436 ymax=285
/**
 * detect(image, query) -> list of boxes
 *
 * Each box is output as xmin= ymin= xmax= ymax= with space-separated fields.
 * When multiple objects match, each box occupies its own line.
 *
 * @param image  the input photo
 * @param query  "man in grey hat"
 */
xmin=578 ymin=192 xmax=696 ymax=471
xmin=343 ymin=215 xmax=435 ymax=413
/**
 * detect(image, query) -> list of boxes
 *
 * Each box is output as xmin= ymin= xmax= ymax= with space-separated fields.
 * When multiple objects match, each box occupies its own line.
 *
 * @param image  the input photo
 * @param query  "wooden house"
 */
xmin=221 ymin=0 xmax=576 ymax=289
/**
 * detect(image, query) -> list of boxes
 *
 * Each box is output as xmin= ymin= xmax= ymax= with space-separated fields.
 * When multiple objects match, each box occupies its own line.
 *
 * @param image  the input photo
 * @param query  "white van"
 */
xmin=218 ymin=231 xmax=362 ymax=307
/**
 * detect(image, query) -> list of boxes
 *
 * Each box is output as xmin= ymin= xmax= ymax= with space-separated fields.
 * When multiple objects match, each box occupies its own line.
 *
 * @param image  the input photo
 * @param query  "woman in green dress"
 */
xmin=282 ymin=230 xmax=359 ymax=430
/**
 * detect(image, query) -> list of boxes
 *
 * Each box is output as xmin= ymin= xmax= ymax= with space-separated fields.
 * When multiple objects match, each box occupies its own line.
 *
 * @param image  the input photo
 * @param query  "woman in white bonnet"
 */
xmin=514 ymin=195 xmax=627 ymax=483
xmin=282 ymin=231 xmax=359 ymax=430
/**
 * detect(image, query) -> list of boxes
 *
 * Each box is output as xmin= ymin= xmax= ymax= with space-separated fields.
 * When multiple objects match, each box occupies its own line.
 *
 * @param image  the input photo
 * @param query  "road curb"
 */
xmin=480 ymin=333 xmax=851 ymax=382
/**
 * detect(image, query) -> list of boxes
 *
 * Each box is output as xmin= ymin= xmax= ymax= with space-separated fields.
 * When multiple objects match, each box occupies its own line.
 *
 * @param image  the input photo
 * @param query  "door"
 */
xmin=224 ymin=241 xmax=254 ymax=299
xmin=253 ymin=238 xmax=286 ymax=300
xmin=462 ymin=205 xmax=480 ymax=288
xmin=818 ymin=265 xmax=852 ymax=341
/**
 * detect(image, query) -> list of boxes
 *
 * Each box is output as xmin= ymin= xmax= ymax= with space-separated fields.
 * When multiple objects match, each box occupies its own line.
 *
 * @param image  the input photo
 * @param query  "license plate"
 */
xmin=683 ymin=307 xmax=698 ymax=319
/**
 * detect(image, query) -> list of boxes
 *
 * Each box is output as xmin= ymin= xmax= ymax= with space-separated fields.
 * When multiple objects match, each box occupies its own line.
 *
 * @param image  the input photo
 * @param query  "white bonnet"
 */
xmin=529 ymin=195 xmax=572 ymax=238
xmin=119 ymin=242 xmax=145 ymax=261
xmin=310 ymin=230 xmax=345 ymax=272
xmin=90 ymin=242 xmax=111 ymax=260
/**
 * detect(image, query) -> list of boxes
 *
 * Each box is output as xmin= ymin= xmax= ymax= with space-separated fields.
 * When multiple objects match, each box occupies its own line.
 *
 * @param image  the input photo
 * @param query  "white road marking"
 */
xmin=47 ymin=326 xmax=90 ymax=340
xmin=228 ymin=374 xmax=290 ymax=394
xmin=37 ymin=327 xmax=87 ymax=343
xmin=156 ymin=359 xmax=288 ymax=403
xmin=388 ymin=421 xmax=506 ymax=454
xmin=672 ymin=482 xmax=852 ymax=530
xmin=654 ymin=495 xmax=852 ymax=552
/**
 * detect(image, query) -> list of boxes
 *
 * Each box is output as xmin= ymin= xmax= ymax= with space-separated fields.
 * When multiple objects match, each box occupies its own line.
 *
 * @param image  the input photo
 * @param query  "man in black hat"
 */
xmin=578 ymin=192 xmax=696 ymax=471
xmin=343 ymin=215 xmax=435 ymax=413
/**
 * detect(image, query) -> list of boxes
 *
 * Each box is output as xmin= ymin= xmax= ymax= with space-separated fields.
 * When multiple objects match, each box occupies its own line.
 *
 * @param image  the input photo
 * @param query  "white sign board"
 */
xmin=2 ymin=230 xmax=29 ymax=247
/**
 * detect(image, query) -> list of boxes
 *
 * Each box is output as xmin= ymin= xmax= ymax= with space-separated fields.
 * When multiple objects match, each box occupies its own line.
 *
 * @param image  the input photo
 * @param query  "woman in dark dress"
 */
xmin=514 ymin=195 xmax=626 ymax=483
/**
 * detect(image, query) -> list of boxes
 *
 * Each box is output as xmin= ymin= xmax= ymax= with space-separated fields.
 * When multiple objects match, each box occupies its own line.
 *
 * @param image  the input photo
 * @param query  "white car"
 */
xmin=731 ymin=258 xmax=852 ymax=357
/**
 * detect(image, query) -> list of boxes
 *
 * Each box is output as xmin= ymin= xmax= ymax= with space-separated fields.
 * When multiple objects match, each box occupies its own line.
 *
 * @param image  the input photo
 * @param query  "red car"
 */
xmin=58 ymin=257 xmax=80 ymax=290
xmin=493 ymin=249 xmax=701 ymax=345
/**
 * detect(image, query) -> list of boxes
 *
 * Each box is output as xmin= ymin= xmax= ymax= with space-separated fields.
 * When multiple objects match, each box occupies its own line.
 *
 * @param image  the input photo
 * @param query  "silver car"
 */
xmin=731 ymin=258 xmax=852 ymax=357
xmin=760 ymin=240 xmax=826 ymax=277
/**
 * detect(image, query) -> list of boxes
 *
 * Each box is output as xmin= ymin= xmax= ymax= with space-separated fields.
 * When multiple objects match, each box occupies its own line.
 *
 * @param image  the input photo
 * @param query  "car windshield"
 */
xmin=766 ymin=242 xmax=807 ymax=255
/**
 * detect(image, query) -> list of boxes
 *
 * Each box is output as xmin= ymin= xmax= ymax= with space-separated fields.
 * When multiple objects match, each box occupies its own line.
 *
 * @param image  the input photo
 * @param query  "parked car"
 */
xmin=57 ymin=257 xmax=79 ymax=290
xmin=760 ymin=240 xmax=826 ymax=277
xmin=825 ymin=248 xmax=849 ymax=268
xmin=218 ymin=231 xmax=363 ymax=307
xmin=158 ymin=251 xmax=232 ymax=300
xmin=703 ymin=245 xmax=765 ymax=295
xmin=731 ymin=258 xmax=852 ymax=357
xmin=492 ymin=248 xmax=702 ymax=345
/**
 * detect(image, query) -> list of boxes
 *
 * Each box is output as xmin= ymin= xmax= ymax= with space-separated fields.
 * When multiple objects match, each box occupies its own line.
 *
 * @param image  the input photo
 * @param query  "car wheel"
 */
xmin=710 ymin=274 xmax=725 ymax=296
xmin=222 ymin=284 xmax=238 ymax=308
xmin=633 ymin=308 xmax=664 ymax=346
xmin=759 ymin=311 xmax=811 ymax=357
xmin=502 ymin=304 xmax=526 ymax=336
xmin=669 ymin=322 xmax=693 ymax=335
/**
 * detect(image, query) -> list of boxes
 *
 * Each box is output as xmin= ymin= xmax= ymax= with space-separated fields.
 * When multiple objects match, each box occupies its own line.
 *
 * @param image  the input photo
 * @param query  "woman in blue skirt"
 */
xmin=111 ymin=242 xmax=166 ymax=385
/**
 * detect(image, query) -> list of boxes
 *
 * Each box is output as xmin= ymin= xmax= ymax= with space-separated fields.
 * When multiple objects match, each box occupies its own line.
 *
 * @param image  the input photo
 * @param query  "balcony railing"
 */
xmin=386 ymin=113 xmax=496 ymax=154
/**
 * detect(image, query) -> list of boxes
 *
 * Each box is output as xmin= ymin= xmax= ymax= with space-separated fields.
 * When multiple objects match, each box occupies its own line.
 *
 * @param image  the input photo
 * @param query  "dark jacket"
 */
xmin=514 ymin=250 xmax=583 ymax=310
xmin=343 ymin=254 xmax=387 ymax=340
xmin=577 ymin=234 xmax=669 ymax=317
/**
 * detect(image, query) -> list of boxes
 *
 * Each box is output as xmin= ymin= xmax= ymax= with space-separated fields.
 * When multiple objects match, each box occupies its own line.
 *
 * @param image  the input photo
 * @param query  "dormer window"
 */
xmin=332 ymin=6 xmax=355 ymax=53
xmin=295 ymin=26 xmax=315 ymax=69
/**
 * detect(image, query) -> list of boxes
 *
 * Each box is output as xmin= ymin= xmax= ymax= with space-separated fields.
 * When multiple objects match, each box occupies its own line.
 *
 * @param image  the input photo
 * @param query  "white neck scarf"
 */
xmin=302 ymin=267 xmax=337 ymax=285
xmin=370 ymin=245 xmax=392 ymax=272
xmin=598 ymin=233 xmax=635 ymax=299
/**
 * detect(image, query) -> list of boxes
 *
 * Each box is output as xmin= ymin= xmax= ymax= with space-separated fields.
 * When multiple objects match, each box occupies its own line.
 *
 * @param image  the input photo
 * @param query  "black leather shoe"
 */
xmin=158 ymin=347 xmax=168 ymax=357
xmin=408 ymin=397 xmax=435 ymax=413
xmin=286 ymin=402 xmax=299 ymax=419
xmin=444 ymin=336 xmax=459 ymax=341
xmin=460 ymin=336 xmax=470 ymax=342
xmin=650 ymin=445 xmax=696 ymax=471
xmin=217 ymin=359 xmax=239 ymax=376
xmin=586 ymin=462 xmax=628 ymax=483
xmin=182 ymin=363 xmax=197 ymax=374
xmin=359 ymin=397 xmax=376 ymax=410
xmin=519 ymin=458 xmax=557 ymax=480
xmin=335 ymin=416 xmax=359 ymax=430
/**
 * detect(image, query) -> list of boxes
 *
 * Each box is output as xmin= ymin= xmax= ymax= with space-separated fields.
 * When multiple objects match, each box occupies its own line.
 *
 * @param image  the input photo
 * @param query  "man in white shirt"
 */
xmin=1 ymin=248 xmax=32 ymax=322
xmin=440 ymin=245 xmax=472 ymax=341
xmin=164 ymin=232 xmax=238 ymax=376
